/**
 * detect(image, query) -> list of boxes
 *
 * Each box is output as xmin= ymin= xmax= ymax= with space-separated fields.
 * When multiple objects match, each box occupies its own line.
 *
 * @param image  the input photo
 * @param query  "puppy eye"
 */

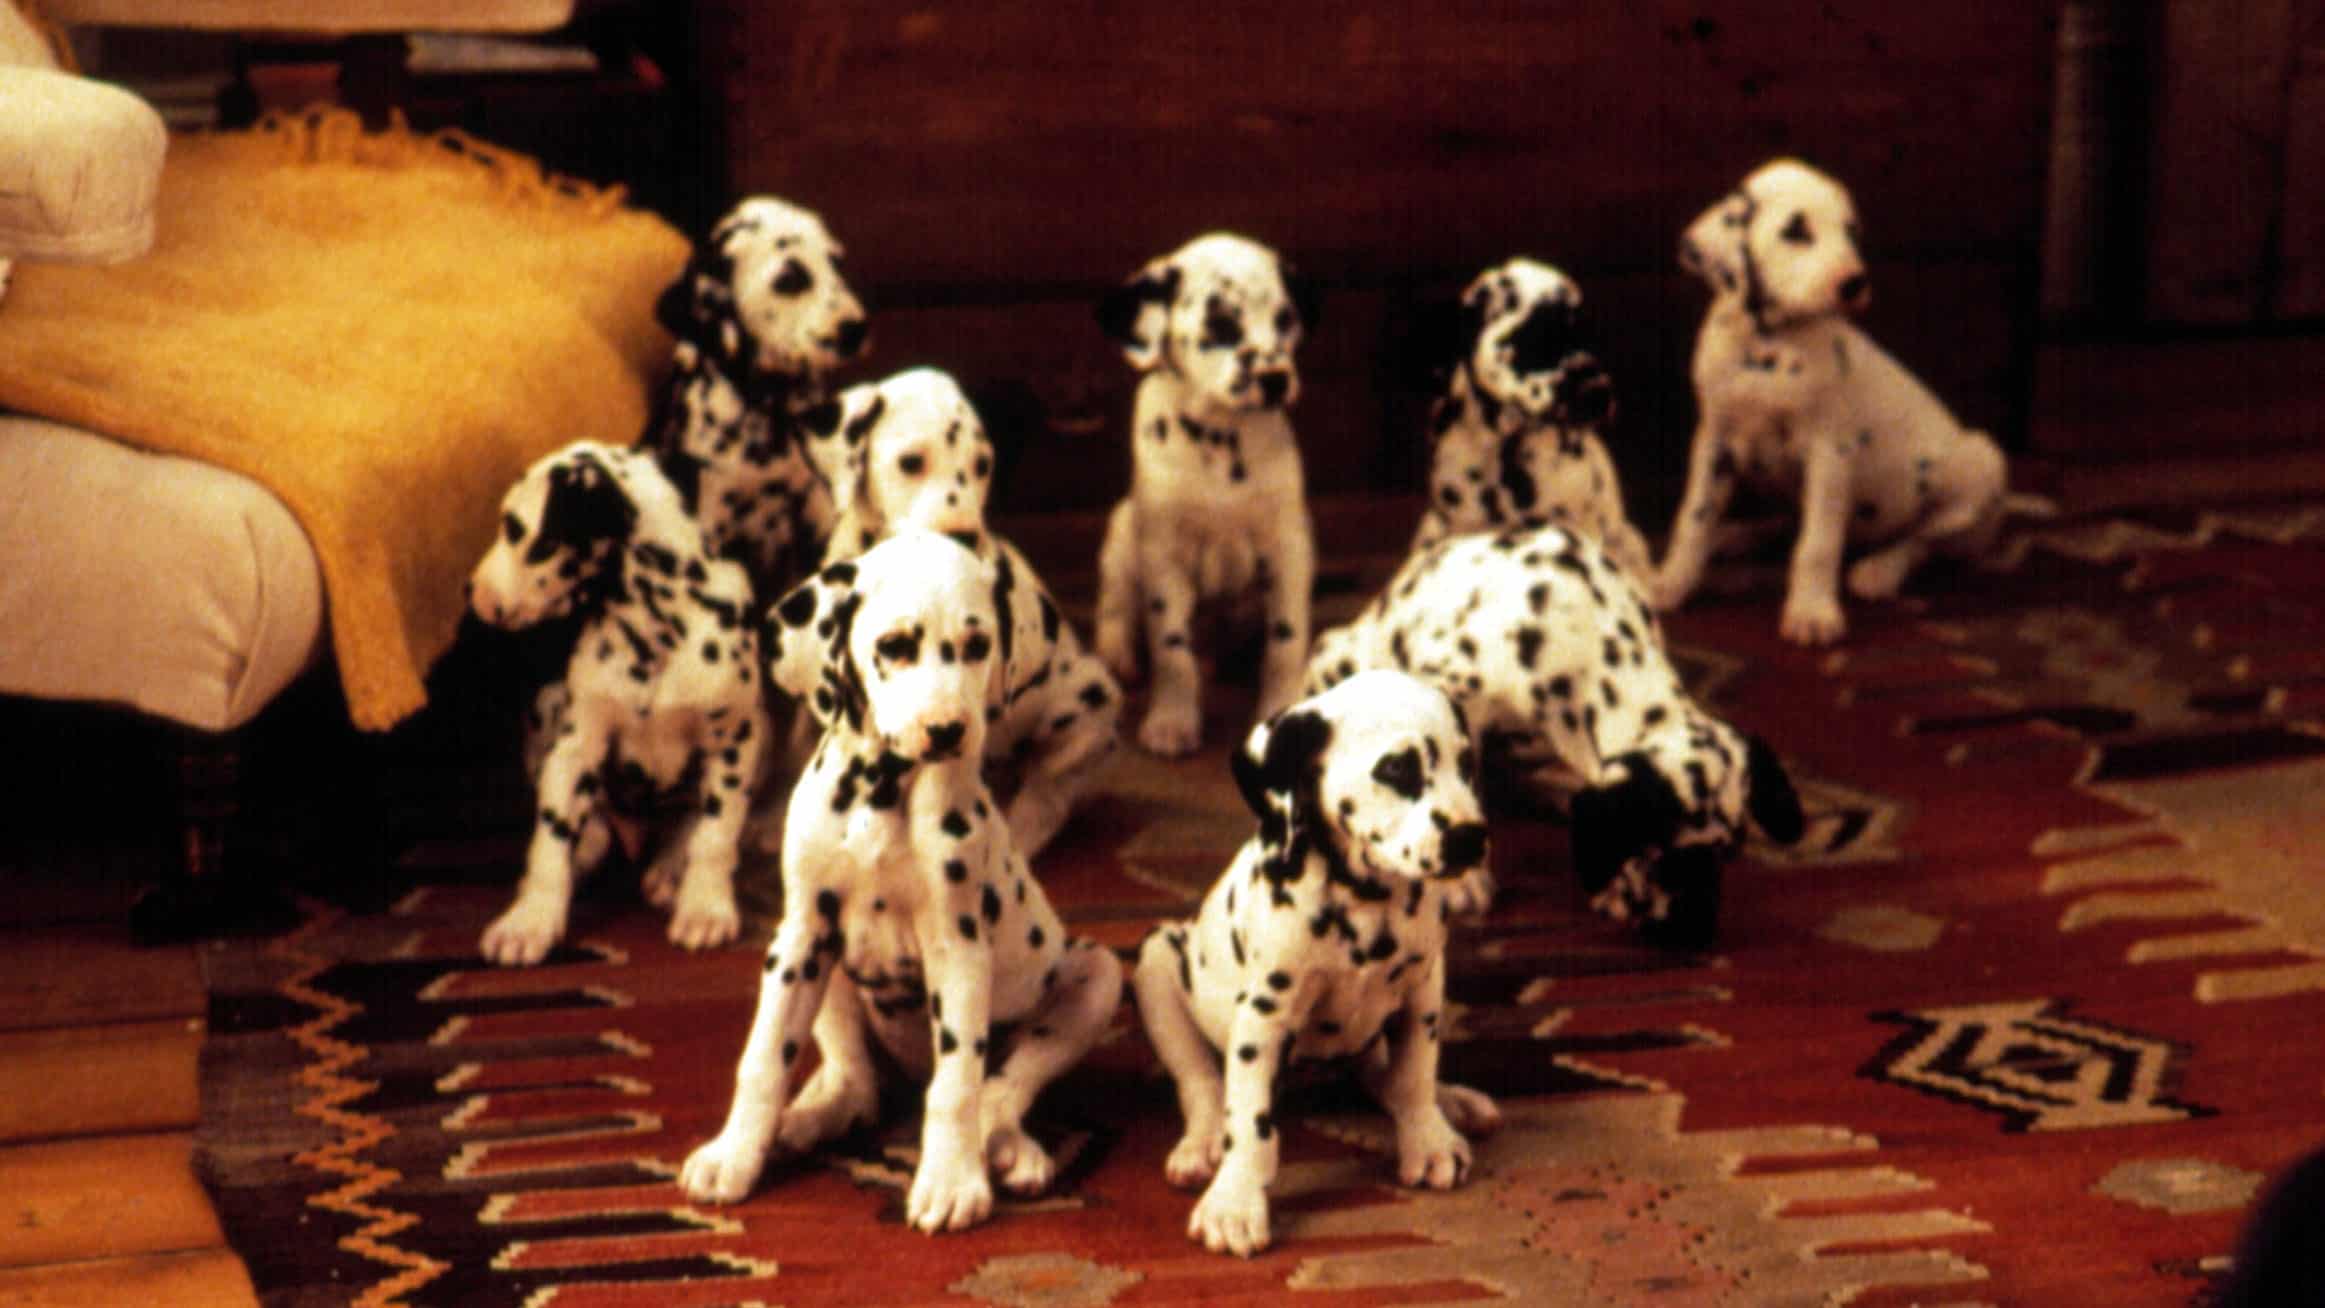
xmin=972 ymin=453 xmax=992 ymax=479
xmin=875 ymin=633 xmax=919 ymax=664
xmin=1370 ymin=748 xmax=1424 ymax=799
xmin=1779 ymin=213 xmax=1813 ymax=246
xmin=960 ymin=631 xmax=992 ymax=663
xmin=773 ymin=258 xmax=814 ymax=295
xmin=899 ymin=453 xmax=926 ymax=477
xmin=1203 ymin=311 xmax=1244 ymax=349
xmin=501 ymin=512 xmax=525 ymax=544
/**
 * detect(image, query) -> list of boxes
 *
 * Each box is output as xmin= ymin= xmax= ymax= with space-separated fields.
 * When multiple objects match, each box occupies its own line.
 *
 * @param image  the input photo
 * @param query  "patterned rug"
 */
xmin=197 ymin=500 xmax=2325 ymax=1306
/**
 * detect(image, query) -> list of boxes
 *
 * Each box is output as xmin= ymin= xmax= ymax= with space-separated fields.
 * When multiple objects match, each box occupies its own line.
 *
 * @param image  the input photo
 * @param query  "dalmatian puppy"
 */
xmin=1308 ymin=525 xmax=1805 ymax=948
xmin=796 ymin=366 xmax=1121 ymax=858
xmin=680 ymin=530 xmax=1124 ymax=1233
xmin=1092 ymin=231 xmax=1320 ymax=757
xmin=1652 ymin=158 xmax=2014 ymax=646
xmin=645 ymin=195 xmax=870 ymax=598
xmin=1132 ymin=671 xmax=1502 ymax=1258
xmin=1407 ymin=258 xmax=1651 ymax=580
xmin=468 ymin=442 xmax=769 ymax=966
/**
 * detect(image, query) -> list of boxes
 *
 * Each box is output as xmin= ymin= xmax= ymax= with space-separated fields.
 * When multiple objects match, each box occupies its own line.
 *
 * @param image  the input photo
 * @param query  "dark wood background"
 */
xmin=696 ymin=3 xmax=2061 ymax=523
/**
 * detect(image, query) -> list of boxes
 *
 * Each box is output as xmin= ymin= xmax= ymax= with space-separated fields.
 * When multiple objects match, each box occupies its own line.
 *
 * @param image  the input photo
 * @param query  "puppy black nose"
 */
xmin=1441 ymin=822 xmax=1490 ymax=873
xmin=925 ymin=720 xmax=966 ymax=754
xmin=835 ymin=317 xmax=869 ymax=357
xmin=1257 ymin=370 xmax=1292 ymax=406
xmin=1840 ymin=275 xmax=1871 ymax=312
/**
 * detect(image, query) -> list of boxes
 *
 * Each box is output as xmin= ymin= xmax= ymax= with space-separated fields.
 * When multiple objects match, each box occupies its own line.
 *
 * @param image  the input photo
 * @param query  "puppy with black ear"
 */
xmin=1091 ymin=231 xmax=1322 ymax=758
xmin=1653 ymin=159 xmax=2027 ymax=646
xmin=467 ymin=442 xmax=770 ymax=966
xmin=1306 ymin=524 xmax=1805 ymax=946
xmin=792 ymin=367 xmax=1122 ymax=858
xmin=1407 ymin=258 xmax=1651 ymax=579
xmin=1132 ymin=671 xmax=1503 ymax=1258
xmin=644 ymin=195 xmax=871 ymax=599
xmin=681 ymin=530 xmax=1123 ymax=1235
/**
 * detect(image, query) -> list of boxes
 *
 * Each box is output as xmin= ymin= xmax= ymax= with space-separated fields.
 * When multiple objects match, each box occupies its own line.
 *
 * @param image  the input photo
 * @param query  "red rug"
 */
xmin=198 ymin=501 xmax=2325 ymax=1306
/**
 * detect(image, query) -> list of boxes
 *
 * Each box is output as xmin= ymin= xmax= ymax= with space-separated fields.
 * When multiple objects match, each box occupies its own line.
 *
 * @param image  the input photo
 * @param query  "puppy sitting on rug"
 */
xmin=1408 ymin=257 xmax=1651 ymax=580
xmin=646 ymin=195 xmax=870 ymax=599
xmin=681 ymin=530 xmax=1123 ymax=1233
xmin=467 ymin=442 xmax=769 ymax=966
xmin=797 ymin=366 xmax=1121 ymax=858
xmin=1092 ymin=231 xmax=1320 ymax=757
xmin=1652 ymin=158 xmax=2024 ymax=646
xmin=1133 ymin=670 xmax=1502 ymax=1257
xmin=1308 ymin=524 xmax=1805 ymax=947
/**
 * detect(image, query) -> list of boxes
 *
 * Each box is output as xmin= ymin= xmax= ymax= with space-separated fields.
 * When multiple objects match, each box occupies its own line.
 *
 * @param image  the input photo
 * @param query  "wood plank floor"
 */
xmin=0 ymin=819 xmax=260 ymax=1308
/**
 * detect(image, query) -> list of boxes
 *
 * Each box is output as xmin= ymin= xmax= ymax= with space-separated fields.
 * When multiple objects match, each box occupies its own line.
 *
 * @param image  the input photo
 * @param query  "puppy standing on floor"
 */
xmin=1652 ymin=158 xmax=2016 ymax=646
xmin=1409 ymin=257 xmax=1651 ymax=579
xmin=1133 ymin=671 xmax=1501 ymax=1257
xmin=646 ymin=195 xmax=870 ymax=598
xmin=1308 ymin=525 xmax=1805 ymax=948
xmin=796 ymin=366 xmax=1120 ymax=857
xmin=680 ymin=531 xmax=1122 ymax=1233
xmin=467 ymin=443 xmax=769 ymax=966
xmin=1092 ymin=231 xmax=1320 ymax=757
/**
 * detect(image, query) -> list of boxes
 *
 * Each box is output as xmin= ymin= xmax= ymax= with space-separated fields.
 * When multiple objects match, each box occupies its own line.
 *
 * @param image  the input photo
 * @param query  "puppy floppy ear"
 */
xmin=655 ymin=240 xmax=741 ymax=358
xmin=1231 ymin=706 xmax=1334 ymax=837
xmin=799 ymin=384 xmax=883 ymax=521
xmin=1569 ymin=752 xmax=1685 ymax=897
xmin=533 ymin=449 xmax=638 ymax=560
xmin=1096 ymin=258 xmax=1181 ymax=371
xmin=762 ymin=559 xmax=864 ymax=732
xmin=1744 ymin=733 xmax=1806 ymax=845
xmin=1678 ymin=191 xmax=1751 ymax=296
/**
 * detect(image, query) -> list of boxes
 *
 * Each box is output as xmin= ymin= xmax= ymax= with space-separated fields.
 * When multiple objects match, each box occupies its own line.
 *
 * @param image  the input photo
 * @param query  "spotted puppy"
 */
xmin=681 ymin=530 xmax=1123 ymax=1234
xmin=1092 ymin=231 xmax=1320 ymax=757
xmin=1308 ymin=525 xmax=1805 ymax=948
xmin=468 ymin=443 xmax=768 ymax=966
xmin=1133 ymin=671 xmax=1501 ymax=1258
xmin=1653 ymin=158 xmax=2014 ymax=646
xmin=646 ymin=195 xmax=870 ymax=597
xmin=798 ymin=366 xmax=1121 ymax=857
xmin=1409 ymin=258 xmax=1651 ymax=580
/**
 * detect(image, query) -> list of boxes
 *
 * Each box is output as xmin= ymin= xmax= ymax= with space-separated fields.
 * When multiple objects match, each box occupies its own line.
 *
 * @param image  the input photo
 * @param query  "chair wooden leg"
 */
xmin=128 ymin=726 xmax=301 ymax=945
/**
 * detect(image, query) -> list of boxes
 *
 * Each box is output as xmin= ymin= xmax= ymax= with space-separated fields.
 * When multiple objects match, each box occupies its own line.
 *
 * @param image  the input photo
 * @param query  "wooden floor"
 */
xmin=0 ymin=823 xmax=261 ymax=1307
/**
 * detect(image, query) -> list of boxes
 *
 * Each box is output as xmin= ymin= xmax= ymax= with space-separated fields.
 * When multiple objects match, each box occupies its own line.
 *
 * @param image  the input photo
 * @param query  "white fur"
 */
xmin=468 ymin=443 xmax=769 ymax=965
xmin=799 ymin=367 xmax=1123 ymax=858
xmin=1092 ymin=232 xmax=1318 ymax=757
xmin=680 ymin=531 xmax=1123 ymax=1234
xmin=1652 ymin=158 xmax=2012 ymax=645
xmin=1409 ymin=258 xmax=1650 ymax=580
xmin=1132 ymin=672 xmax=1501 ymax=1257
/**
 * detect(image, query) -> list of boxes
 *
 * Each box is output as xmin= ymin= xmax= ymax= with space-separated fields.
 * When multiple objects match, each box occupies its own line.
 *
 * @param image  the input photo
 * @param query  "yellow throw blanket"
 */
xmin=0 ymin=110 xmax=687 ymax=729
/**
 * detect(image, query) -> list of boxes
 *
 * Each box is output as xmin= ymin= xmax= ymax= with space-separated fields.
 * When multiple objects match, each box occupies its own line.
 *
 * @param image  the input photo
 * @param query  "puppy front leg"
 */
xmin=667 ymin=707 xmax=768 ymax=951
xmin=1780 ymin=432 xmax=1857 ymax=646
xmin=1132 ymin=926 xmax=1229 ymax=1188
xmin=981 ymin=935 xmax=1124 ymax=1196
xmin=1189 ymin=995 xmax=1296 ymax=1257
xmin=912 ymin=936 xmax=996 ymax=1233
xmin=1651 ymin=421 xmax=1738 ymax=613
xmin=1136 ymin=559 xmax=1205 ymax=757
xmin=1093 ymin=499 xmax=1143 ymax=685
xmin=1253 ymin=516 xmax=1315 ymax=724
xmin=681 ymin=914 xmax=833 ymax=1202
xmin=1361 ymin=956 xmax=1476 ymax=1190
xmin=484 ymin=719 xmax=610 ymax=966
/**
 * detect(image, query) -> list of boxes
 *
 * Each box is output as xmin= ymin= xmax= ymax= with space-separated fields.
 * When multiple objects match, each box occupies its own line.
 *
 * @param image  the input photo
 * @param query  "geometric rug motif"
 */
xmin=1863 ymin=999 xmax=2213 ymax=1133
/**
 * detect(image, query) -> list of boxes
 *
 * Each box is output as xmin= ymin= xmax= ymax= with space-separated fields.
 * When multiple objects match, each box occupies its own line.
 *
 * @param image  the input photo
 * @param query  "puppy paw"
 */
xmin=906 ymin=1146 xmax=995 ymax=1234
xmin=1095 ymin=628 xmax=1141 ymax=686
xmin=1779 ymin=593 xmax=1846 ymax=646
xmin=1645 ymin=570 xmax=1691 ymax=614
xmin=1137 ymin=701 xmax=1202 ymax=758
xmin=986 ymin=1123 xmax=1057 ymax=1197
xmin=1189 ymin=1176 xmax=1272 ymax=1257
xmin=1164 ymin=1126 xmax=1225 ymax=1189
xmin=667 ymin=889 xmax=742 ymax=953
xmin=640 ymin=860 xmax=680 ymax=909
xmin=679 ymin=1131 xmax=768 ymax=1204
xmin=1443 ymin=867 xmax=1497 ymax=919
xmin=1394 ymin=1111 xmax=1472 ymax=1190
xmin=480 ymin=897 xmax=565 ymax=967
xmin=1435 ymin=1082 xmax=1504 ymax=1137
xmin=1846 ymin=549 xmax=1917 ymax=601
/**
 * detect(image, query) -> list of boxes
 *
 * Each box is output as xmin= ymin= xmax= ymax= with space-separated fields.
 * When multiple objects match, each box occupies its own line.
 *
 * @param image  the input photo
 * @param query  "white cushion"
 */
xmin=0 ymin=65 xmax=163 ymax=264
